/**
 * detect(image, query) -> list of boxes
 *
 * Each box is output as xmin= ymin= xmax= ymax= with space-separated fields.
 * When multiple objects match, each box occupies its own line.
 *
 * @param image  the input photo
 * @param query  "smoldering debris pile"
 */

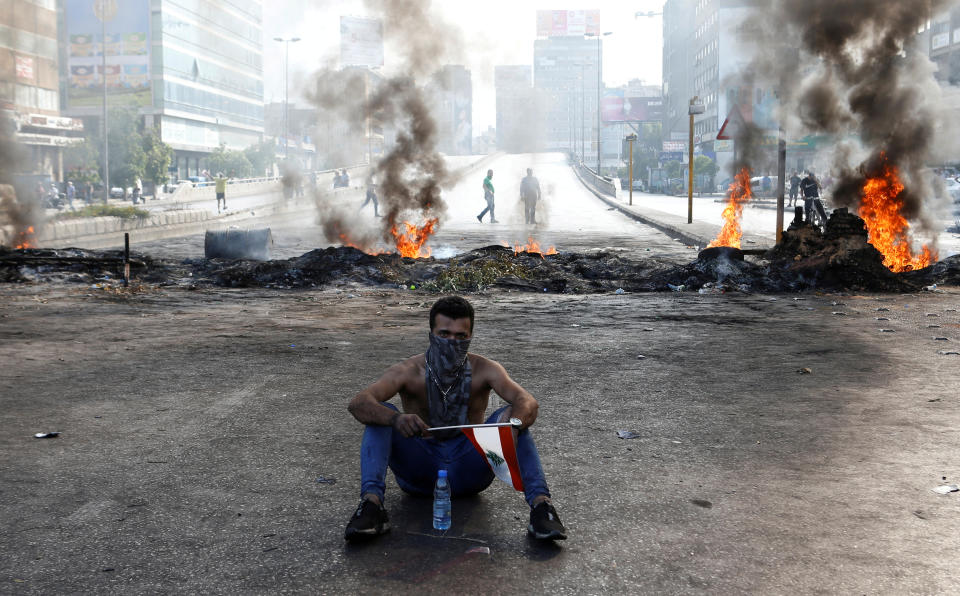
xmin=2 ymin=214 xmax=959 ymax=293
xmin=0 ymin=247 xmax=152 ymax=284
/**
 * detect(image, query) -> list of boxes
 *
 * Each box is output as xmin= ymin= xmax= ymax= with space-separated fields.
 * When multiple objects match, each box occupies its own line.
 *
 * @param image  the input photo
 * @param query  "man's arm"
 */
xmin=481 ymin=359 xmax=539 ymax=429
xmin=347 ymin=362 xmax=428 ymax=437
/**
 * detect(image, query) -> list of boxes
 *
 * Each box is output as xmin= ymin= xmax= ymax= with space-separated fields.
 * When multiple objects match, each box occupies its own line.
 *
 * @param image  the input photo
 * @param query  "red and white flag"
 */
xmin=462 ymin=426 xmax=524 ymax=491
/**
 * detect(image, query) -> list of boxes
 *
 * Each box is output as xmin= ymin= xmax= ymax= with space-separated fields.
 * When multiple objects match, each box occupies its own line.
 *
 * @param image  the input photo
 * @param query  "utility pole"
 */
xmin=688 ymin=97 xmax=705 ymax=224
xmin=626 ymin=133 xmax=637 ymax=206
xmin=585 ymin=32 xmax=613 ymax=174
xmin=274 ymin=37 xmax=301 ymax=159
xmin=97 ymin=0 xmax=113 ymax=204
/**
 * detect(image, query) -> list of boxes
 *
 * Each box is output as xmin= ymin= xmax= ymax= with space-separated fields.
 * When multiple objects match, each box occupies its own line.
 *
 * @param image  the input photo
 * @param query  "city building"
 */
xmin=494 ymin=65 xmax=539 ymax=153
xmin=533 ymin=34 xmax=599 ymax=159
xmin=428 ymin=65 xmax=472 ymax=156
xmin=1 ymin=0 xmax=83 ymax=179
xmin=920 ymin=8 xmax=960 ymax=85
xmin=662 ymin=0 xmax=772 ymax=173
xmin=60 ymin=0 xmax=265 ymax=179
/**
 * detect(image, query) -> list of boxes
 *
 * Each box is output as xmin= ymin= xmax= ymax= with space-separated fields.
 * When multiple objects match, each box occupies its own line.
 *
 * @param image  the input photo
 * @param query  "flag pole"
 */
xmin=427 ymin=418 xmax=522 ymax=432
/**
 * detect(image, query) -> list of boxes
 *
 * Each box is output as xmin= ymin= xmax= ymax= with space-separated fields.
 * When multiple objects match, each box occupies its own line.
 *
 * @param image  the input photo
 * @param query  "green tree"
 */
xmin=142 ymin=129 xmax=173 ymax=186
xmin=243 ymin=140 xmax=277 ymax=177
xmin=63 ymin=138 xmax=101 ymax=185
xmin=693 ymin=155 xmax=719 ymax=191
xmin=105 ymin=107 xmax=145 ymax=188
xmin=208 ymin=144 xmax=253 ymax=178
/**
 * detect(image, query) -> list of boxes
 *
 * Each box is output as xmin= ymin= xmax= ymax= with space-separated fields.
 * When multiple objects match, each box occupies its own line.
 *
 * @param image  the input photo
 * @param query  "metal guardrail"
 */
xmin=573 ymin=162 xmax=617 ymax=197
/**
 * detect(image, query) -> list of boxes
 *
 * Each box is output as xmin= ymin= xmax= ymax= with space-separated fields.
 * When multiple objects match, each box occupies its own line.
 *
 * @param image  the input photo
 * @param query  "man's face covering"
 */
xmin=424 ymin=332 xmax=472 ymax=439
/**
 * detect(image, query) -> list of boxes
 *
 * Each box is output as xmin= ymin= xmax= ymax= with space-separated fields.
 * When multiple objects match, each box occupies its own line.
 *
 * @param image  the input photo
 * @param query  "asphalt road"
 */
xmin=131 ymin=153 xmax=699 ymax=263
xmin=3 ymin=153 xmax=959 ymax=593
xmin=1 ymin=285 xmax=958 ymax=593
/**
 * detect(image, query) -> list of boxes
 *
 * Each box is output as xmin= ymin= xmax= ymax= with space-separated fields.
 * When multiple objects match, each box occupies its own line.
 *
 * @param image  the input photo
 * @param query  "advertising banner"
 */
xmin=659 ymin=151 xmax=683 ymax=163
xmin=341 ymin=16 xmax=384 ymax=67
xmin=15 ymin=56 xmax=35 ymax=81
xmin=66 ymin=0 xmax=151 ymax=109
xmin=536 ymin=10 xmax=600 ymax=37
xmin=601 ymin=96 xmax=664 ymax=123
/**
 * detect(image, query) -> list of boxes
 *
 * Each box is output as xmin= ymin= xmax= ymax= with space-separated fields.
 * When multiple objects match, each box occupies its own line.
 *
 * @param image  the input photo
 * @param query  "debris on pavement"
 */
xmin=932 ymin=484 xmax=959 ymax=494
xmin=315 ymin=476 xmax=337 ymax=484
xmin=33 ymin=432 xmax=60 ymax=439
xmin=617 ymin=430 xmax=641 ymax=439
xmin=798 ymin=367 xmax=812 ymax=374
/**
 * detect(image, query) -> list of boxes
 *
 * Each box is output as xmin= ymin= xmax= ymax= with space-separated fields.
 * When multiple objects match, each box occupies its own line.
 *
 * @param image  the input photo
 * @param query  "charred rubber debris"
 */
xmin=2 ymin=210 xmax=959 ymax=293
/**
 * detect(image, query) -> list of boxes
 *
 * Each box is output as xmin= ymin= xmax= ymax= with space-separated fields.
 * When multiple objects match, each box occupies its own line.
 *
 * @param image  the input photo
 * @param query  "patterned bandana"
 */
xmin=424 ymin=333 xmax=472 ymax=440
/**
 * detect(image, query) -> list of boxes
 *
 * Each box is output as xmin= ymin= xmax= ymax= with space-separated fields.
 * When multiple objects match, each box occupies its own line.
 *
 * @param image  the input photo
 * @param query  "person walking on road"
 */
xmin=360 ymin=173 xmax=380 ymax=217
xmin=66 ymin=181 xmax=76 ymax=210
xmin=477 ymin=169 xmax=498 ymax=223
xmin=215 ymin=173 xmax=228 ymax=213
xmin=800 ymin=171 xmax=822 ymax=223
xmin=343 ymin=296 xmax=567 ymax=542
xmin=520 ymin=168 xmax=542 ymax=225
xmin=789 ymin=171 xmax=801 ymax=207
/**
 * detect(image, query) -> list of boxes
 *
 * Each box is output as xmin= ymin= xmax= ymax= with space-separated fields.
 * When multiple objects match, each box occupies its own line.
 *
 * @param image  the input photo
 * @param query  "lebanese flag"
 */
xmin=462 ymin=426 xmax=524 ymax=491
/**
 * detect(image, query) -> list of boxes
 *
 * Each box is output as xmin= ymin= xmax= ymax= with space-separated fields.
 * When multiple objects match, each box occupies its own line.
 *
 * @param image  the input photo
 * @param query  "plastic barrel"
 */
xmin=204 ymin=228 xmax=273 ymax=260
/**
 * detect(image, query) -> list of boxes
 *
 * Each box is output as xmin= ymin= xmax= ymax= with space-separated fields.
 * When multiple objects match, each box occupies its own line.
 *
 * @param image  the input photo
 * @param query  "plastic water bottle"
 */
xmin=433 ymin=469 xmax=452 ymax=530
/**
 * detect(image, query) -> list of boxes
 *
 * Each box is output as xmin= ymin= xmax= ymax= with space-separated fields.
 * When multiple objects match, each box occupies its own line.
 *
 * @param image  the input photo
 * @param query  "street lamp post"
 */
xmin=584 ymin=32 xmax=613 ymax=174
xmin=95 ymin=0 xmax=116 ymax=204
xmin=688 ymin=97 xmax=705 ymax=224
xmin=625 ymin=133 xmax=637 ymax=206
xmin=273 ymin=37 xmax=301 ymax=159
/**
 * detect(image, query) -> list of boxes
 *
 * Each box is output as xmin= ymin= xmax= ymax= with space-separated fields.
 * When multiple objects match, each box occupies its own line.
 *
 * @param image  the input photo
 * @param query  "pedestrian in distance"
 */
xmin=476 ymin=169 xmax=498 ymax=223
xmin=343 ymin=296 xmax=567 ymax=542
xmin=800 ymin=171 xmax=822 ymax=223
xmin=789 ymin=171 xmax=801 ymax=207
xmin=360 ymin=173 xmax=380 ymax=217
xmin=66 ymin=181 xmax=76 ymax=210
xmin=132 ymin=177 xmax=143 ymax=205
xmin=520 ymin=168 xmax=542 ymax=225
xmin=215 ymin=172 xmax=228 ymax=213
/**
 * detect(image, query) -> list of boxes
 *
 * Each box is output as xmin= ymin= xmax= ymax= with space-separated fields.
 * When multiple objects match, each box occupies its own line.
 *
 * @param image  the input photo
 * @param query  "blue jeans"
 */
xmin=360 ymin=403 xmax=551 ymax=507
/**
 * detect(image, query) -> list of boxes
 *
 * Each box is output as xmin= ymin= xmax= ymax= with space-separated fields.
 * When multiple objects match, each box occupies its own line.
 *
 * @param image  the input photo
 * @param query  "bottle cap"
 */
xmin=438 ymin=469 xmax=448 ymax=478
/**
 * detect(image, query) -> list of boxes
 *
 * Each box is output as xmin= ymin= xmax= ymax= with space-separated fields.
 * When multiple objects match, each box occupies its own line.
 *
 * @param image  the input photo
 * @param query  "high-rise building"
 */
xmin=920 ymin=8 xmax=960 ymax=85
xmin=61 ymin=0 xmax=265 ymax=178
xmin=1 ymin=0 xmax=83 ymax=178
xmin=662 ymin=0 xmax=765 ymax=171
xmin=494 ymin=65 xmax=535 ymax=152
xmin=533 ymin=35 xmax=599 ymax=158
xmin=429 ymin=65 xmax=472 ymax=156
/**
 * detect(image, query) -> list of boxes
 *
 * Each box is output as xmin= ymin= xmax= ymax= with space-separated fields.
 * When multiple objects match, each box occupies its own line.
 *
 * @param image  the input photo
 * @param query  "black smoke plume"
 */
xmin=739 ymin=0 xmax=960 ymax=239
xmin=306 ymin=0 xmax=463 ymax=251
xmin=0 ymin=113 xmax=42 ymax=247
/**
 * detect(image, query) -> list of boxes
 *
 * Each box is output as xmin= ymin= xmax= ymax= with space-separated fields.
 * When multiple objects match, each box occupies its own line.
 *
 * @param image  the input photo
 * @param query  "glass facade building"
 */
xmin=154 ymin=0 xmax=264 ymax=176
xmin=61 ymin=0 xmax=265 ymax=178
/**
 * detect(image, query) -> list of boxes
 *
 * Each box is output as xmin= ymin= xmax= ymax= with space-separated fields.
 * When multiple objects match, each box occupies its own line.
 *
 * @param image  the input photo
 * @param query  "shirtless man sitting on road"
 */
xmin=344 ymin=296 xmax=567 ymax=541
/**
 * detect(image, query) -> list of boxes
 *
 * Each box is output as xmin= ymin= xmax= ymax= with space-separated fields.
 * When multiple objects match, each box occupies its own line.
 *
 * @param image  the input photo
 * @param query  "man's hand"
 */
xmin=392 ymin=413 xmax=429 ymax=438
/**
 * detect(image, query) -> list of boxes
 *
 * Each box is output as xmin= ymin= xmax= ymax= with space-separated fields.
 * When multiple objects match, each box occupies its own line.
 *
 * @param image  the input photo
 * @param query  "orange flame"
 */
xmin=512 ymin=237 xmax=557 ymax=259
xmin=858 ymin=158 xmax=937 ymax=273
xmin=390 ymin=218 xmax=438 ymax=258
xmin=14 ymin=226 xmax=36 ymax=249
xmin=707 ymin=168 xmax=752 ymax=249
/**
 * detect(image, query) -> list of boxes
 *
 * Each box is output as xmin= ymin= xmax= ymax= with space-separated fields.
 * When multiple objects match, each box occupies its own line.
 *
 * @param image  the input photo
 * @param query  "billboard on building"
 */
xmin=340 ymin=16 xmax=384 ymax=67
xmin=536 ymin=10 xmax=600 ymax=37
xmin=601 ymin=97 xmax=664 ymax=122
xmin=66 ymin=0 xmax=151 ymax=109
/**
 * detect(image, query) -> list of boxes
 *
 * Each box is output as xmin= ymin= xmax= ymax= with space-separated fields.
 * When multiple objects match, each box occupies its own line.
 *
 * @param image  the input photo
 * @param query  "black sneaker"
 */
xmin=477 ymin=215 xmax=483 ymax=223
xmin=528 ymin=502 xmax=567 ymax=540
xmin=344 ymin=499 xmax=390 ymax=541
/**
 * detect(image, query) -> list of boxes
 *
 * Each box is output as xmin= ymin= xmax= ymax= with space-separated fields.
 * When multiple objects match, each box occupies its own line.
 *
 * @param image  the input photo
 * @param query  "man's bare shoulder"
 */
xmin=468 ymin=353 xmax=504 ymax=373
xmin=384 ymin=354 xmax=425 ymax=378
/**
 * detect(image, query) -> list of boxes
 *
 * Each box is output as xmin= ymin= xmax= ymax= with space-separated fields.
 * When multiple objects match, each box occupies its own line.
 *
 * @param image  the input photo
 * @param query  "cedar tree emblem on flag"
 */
xmin=462 ymin=426 xmax=524 ymax=491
